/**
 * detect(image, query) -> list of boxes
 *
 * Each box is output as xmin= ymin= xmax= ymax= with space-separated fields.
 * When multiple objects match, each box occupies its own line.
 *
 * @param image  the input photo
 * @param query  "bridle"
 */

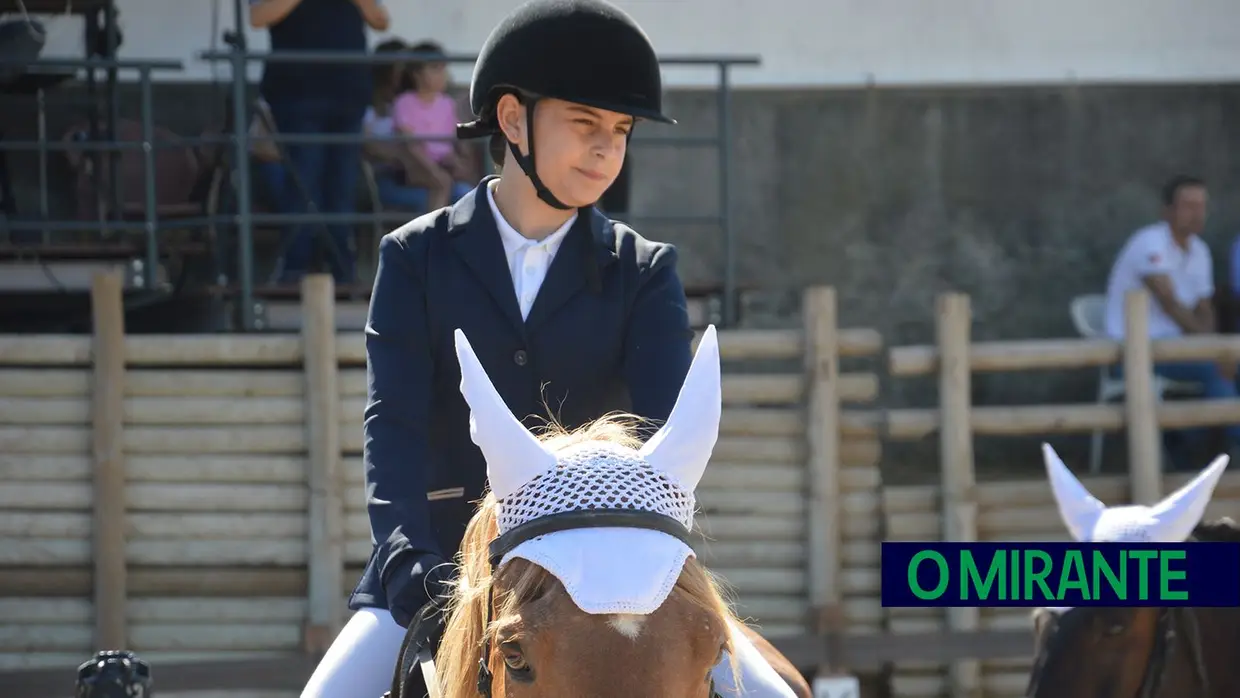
xmin=467 ymin=507 xmax=726 ymax=698
xmin=1026 ymin=606 xmax=1211 ymax=698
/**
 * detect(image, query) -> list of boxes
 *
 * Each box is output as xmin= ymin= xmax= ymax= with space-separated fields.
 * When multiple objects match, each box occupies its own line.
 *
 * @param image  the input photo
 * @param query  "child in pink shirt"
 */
xmin=392 ymin=41 xmax=477 ymax=204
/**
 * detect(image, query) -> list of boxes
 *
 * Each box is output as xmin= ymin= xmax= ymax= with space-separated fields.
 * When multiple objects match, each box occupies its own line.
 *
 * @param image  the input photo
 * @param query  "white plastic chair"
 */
xmin=1070 ymin=294 xmax=1203 ymax=473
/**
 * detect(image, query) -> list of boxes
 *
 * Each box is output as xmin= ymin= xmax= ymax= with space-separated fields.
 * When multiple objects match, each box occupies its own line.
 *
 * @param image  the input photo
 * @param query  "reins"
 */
xmin=1131 ymin=607 xmax=1210 ymax=698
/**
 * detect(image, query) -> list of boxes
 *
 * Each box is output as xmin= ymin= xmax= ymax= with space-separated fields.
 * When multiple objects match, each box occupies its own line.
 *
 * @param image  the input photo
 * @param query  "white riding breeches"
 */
xmin=301 ymin=608 xmax=796 ymax=698
xmin=301 ymin=608 xmax=408 ymax=698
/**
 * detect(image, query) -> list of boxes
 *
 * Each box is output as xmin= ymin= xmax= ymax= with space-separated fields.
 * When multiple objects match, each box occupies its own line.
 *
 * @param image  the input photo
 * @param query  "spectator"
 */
xmin=391 ymin=40 xmax=476 ymax=205
xmin=362 ymin=38 xmax=451 ymax=212
xmin=1222 ymin=233 xmax=1240 ymax=335
xmin=1232 ymin=237 xmax=1240 ymax=297
xmin=1103 ymin=175 xmax=1240 ymax=447
xmin=248 ymin=0 xmax=389 ymax=285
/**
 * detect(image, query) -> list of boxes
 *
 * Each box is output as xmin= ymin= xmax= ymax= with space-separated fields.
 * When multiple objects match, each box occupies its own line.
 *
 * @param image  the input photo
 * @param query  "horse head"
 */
xmin=434 ymin=326 xmax=739 ymax=698
xmin=1026 ymin=444 xmax=1229 ymax=698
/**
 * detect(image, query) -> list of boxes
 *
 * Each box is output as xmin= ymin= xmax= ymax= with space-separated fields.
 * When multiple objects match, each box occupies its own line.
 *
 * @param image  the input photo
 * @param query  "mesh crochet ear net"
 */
xmin=1042 ymin=443 xmax=1105 ymax=540
xmin=496 ymin=443 xmax=695 ymax=535
xmin=454 ymin=328 xmax=557 ymax=500
xmin=1042 ymin=443 xmax=1230 ymax=543
xmin=491 ymin=440 xmax=698 ymax=615
xmin=638 ymin=326 xmax=722 ymax=490
xmin=1146 ymin=454 xmax=1229 ymax=541
xmin=453 ymin=324 xmax=718 ymax=608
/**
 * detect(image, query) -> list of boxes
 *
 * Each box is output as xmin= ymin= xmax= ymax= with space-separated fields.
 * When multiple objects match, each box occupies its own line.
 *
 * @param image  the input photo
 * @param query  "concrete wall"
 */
xmin=643 ymin=83 xmax=1240 ymax=340
xmin=634 ymin=83 xmax=1240 ymax=481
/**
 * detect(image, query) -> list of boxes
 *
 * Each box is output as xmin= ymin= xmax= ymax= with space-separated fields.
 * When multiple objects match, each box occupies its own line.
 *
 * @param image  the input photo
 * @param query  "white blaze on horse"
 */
xmin=418 ymin=326 xmax=810 ymax=698
xmin=1025 ymin=444 xmax=1238 ymax=698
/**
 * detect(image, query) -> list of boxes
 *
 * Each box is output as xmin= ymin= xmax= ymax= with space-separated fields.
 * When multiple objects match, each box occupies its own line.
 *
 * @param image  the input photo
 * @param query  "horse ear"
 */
xmin=1042 ymin=443 xmax=1105 ymax=541
xmin=1147 ymin=454 xmax=1229 ymax=542
xmin=454 ymin=329 xmax=557 ymax=500
xmin=639 ymin=325 xmax=721 ymax=491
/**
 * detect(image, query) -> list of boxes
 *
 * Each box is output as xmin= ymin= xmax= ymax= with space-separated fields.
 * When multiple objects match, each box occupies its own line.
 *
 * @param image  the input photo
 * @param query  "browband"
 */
xmin=487 ymin=508 xmax=694 ymax=568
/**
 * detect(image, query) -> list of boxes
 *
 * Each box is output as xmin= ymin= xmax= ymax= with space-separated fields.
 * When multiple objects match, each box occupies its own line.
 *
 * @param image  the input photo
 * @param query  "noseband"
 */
xmin=1027 ymin=607 xmax=1210 ymax=698
xmin=473 ymin=508 xmax=725 ymax=698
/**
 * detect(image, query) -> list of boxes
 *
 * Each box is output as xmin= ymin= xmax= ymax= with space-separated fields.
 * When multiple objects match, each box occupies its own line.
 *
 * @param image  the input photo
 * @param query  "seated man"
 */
xmin=1104 ymin=174 xmax=1240 ymax=447
xmin=1226 ymin=230 xmax=1240 ymax=332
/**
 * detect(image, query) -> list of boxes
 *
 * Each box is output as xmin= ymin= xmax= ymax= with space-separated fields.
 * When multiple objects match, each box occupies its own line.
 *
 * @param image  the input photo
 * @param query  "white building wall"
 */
xmin=28 ymin=0 xmax=1240 ymax=87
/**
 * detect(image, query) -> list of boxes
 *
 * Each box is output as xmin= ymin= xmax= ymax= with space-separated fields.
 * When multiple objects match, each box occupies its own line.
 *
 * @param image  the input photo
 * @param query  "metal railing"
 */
xmin=199 ymin=47 xmax=758 ymax=329
xmin=1 ymin=47 xmax=757 ymax=330
xmin=0 ymin=57 xmax=185 ymax=292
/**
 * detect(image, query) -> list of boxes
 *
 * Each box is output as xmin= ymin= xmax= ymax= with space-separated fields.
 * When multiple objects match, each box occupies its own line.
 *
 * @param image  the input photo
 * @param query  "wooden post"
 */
xmin=803 ymin=287 xmax=844 ymax=671
xmin=301 ymin=274 xmax=344 ymax=653
xmin=1123 ymin=289 xmax=1161 ymax=504
xmin=90 ymin=271 xmax=127 ymax=649
xmin=936 ymin=293 xmax=980 ymax=697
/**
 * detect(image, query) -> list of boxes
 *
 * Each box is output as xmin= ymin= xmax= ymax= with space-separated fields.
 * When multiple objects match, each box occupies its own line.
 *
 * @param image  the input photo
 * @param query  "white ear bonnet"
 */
xmin=454 ymin=326 xmax=722 ymax=615
xmin=1041 ymin=444 xmax=1228 ymax=545
xmin=1039 ymin=444 xmax=1228 ymax=613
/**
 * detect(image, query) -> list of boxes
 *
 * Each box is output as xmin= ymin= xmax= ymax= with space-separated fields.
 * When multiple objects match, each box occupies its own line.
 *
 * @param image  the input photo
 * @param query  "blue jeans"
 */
xmin=373 ymin=172 xmax=471 ymax=213
xmin=1117 ymin=361 xmax=1240 ymax=446
xmin=264 ymin=96 xmax=366 ymax=284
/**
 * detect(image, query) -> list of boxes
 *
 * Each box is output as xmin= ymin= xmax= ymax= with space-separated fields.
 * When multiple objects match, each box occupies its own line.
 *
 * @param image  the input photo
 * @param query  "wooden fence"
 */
xmin=12 ymin=280 xmax=1240 ymax=697
xmin=0 ymin=275 xmax=885 ymax=696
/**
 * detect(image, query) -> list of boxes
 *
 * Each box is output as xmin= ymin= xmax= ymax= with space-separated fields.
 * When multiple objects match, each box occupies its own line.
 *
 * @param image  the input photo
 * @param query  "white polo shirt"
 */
xmin=485 ymin=181 xmax=578 ymax=320
xmin=1103 ymin=221 xmax=1214 ymax=339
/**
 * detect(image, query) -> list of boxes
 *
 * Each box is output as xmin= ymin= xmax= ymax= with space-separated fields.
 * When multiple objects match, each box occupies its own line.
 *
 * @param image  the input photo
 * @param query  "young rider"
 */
xmin=301 ymin=1 xmax=797 ymax=696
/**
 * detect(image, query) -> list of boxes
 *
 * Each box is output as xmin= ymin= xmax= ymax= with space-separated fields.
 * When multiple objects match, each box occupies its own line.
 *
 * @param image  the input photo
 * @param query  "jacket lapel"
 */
xmin=448 ymin=182 xmax=526 ymax=335
xmin=525 ymin=209 xmax=618 ymax=332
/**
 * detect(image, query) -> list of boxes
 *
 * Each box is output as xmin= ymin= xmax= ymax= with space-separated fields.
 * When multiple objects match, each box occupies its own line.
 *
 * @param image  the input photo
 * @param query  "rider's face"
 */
xmin=498 ymin=95 xmax=632 ymax=208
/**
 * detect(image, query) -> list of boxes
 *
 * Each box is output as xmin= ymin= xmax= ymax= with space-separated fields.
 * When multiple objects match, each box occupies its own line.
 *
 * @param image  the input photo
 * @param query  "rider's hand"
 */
xmin=407 ymin=589 xmax=451 ymax=654
xmin=388 ymin=553 xmax=454 ymax=631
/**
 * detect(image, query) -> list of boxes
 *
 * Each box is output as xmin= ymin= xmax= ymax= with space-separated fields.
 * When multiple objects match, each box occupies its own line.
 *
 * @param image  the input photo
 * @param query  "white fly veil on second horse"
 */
xmin=1040 ymin=443 xmax=1230 ymax=612
xmin=454 ymin=324 xmax=722 ymax=615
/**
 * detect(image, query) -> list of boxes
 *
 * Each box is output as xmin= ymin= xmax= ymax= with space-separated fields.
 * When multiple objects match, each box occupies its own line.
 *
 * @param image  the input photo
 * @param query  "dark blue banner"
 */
xmin=880 ymin=542 xmax=1240 ymax=607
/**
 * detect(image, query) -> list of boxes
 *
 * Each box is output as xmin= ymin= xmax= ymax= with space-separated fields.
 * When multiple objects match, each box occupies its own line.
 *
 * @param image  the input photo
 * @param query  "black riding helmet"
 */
xmin=456 ymin=0 xmax=675 ymax=210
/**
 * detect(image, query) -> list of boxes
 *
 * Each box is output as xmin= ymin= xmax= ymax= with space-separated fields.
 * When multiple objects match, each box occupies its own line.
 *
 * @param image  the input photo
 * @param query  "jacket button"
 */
xmin=513 ymin=350 xmax=528 ymax=366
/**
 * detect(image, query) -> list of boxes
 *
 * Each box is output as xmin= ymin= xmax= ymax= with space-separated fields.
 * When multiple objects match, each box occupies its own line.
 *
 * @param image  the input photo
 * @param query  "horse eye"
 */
xmin=1104 ymin=622 xmax=1126 ymax=636
xmin=500 ymin=642 xmax=530 ymax=673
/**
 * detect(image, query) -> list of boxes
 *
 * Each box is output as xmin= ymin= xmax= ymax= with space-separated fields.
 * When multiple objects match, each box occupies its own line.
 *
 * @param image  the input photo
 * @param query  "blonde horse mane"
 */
xmin=434 ymin=412 xmax=742 ymax=698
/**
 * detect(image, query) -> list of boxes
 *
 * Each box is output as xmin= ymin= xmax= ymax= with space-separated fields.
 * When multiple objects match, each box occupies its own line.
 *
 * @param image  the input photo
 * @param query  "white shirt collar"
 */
xmin=1153 ymin=220 xmax=1207 ymax=258
xmin=486 ymin=180 xmax=577 ymax=259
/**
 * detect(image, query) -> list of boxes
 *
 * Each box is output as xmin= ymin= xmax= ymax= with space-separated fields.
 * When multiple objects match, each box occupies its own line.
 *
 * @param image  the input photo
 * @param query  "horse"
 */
xmin=402 ymin=326 xmax=812 ymax=698
xmin=1024 ymin=444 xmax=1239 ymax=698
xmin=1027 ymin=518 xmax=1240 ymax=698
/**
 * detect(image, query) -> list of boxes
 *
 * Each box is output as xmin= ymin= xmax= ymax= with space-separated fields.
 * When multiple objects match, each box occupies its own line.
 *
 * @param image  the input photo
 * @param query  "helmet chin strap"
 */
xmin=505 ymin=99 xmax=574 ymax=211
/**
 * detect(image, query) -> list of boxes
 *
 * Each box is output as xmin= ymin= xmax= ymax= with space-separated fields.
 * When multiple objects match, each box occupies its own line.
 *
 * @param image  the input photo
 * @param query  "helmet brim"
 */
xmin=456 ymin=118 xmax=498 ymax=140
xmin=457 ymin=93 xmax=676 ymax=140
xmin=562 ymin=96 xmax=676 ymax=126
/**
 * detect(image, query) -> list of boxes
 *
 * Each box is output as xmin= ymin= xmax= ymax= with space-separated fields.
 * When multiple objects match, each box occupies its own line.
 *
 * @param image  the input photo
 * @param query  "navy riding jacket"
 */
xmin=348 ymin=178 xmax=694 ymax=621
